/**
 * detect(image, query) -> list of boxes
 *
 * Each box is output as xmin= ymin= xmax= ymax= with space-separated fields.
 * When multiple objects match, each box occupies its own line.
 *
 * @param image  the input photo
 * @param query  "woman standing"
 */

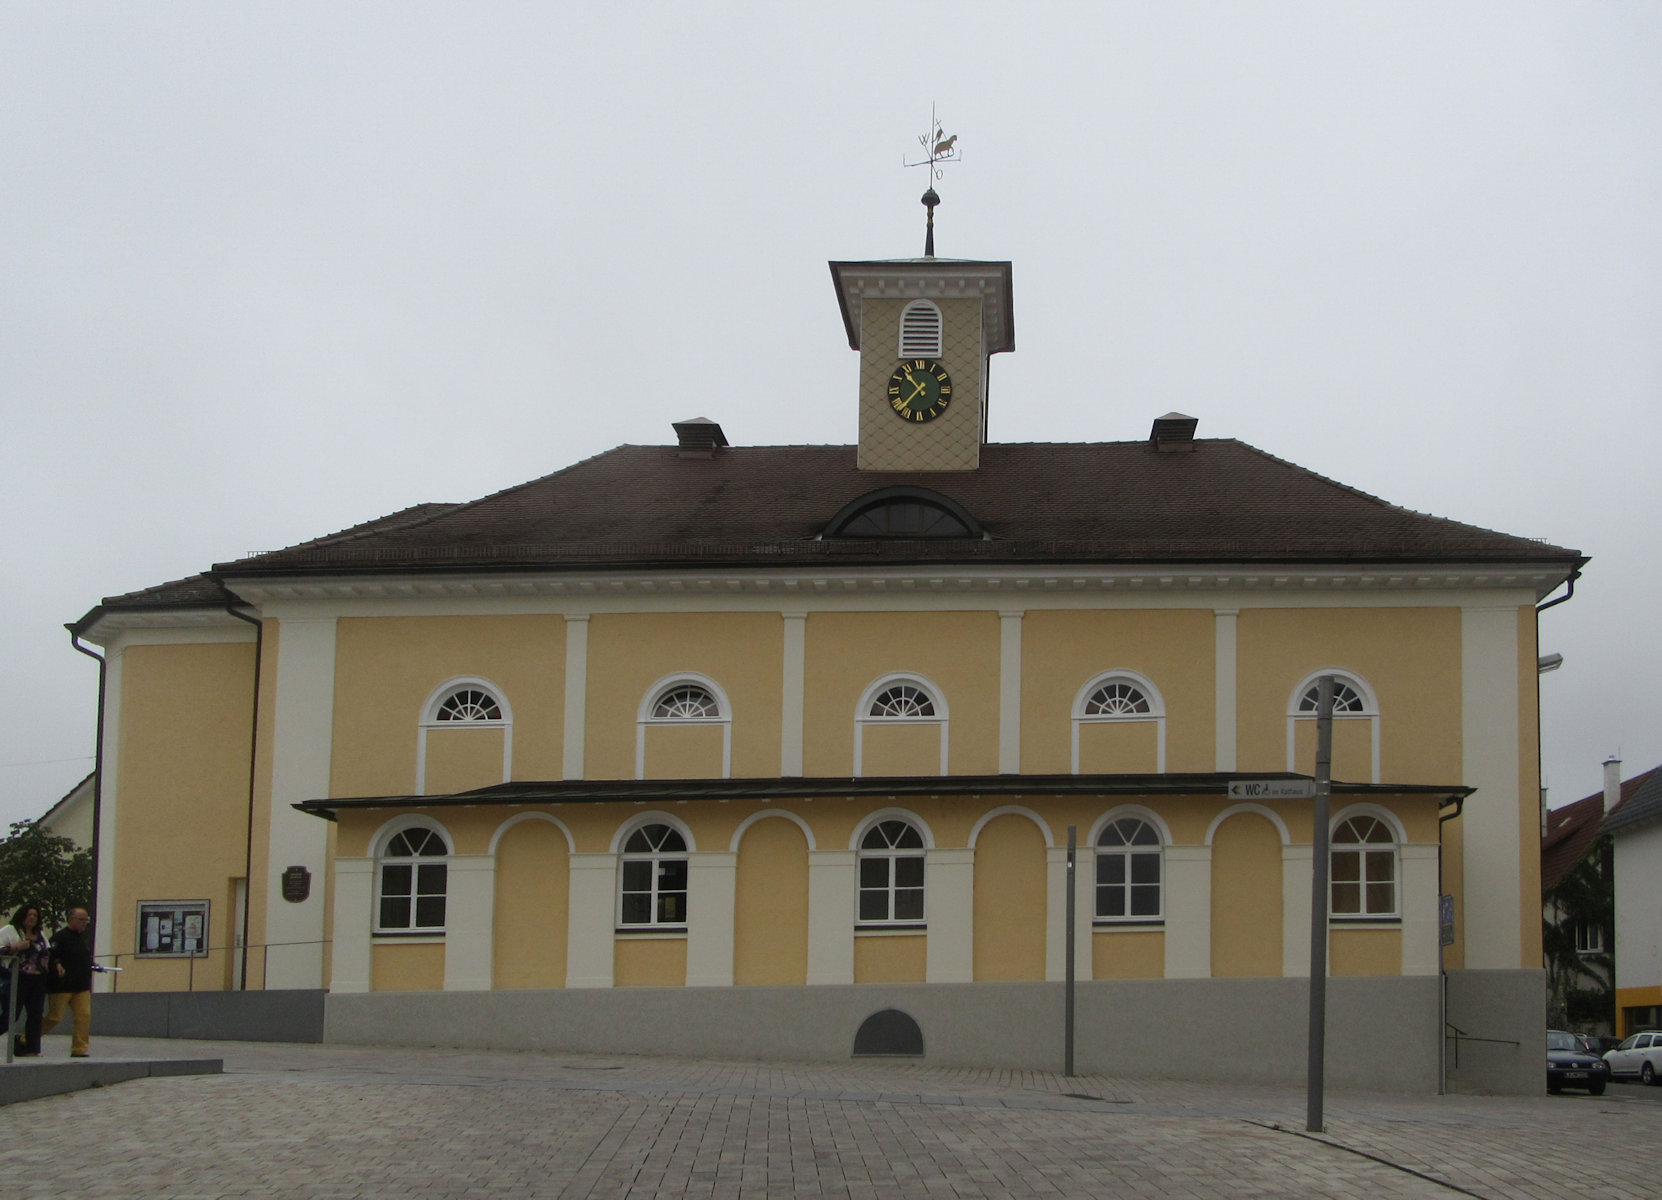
xmin=0 ymin=904 xmax=50 ymax=1056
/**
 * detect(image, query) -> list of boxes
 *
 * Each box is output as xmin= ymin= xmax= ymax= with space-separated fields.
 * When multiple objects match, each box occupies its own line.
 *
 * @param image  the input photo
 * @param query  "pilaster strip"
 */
xmin=781 ymin=612 xmax=806 ymax=777
xmin=562 ymin=615 xmax=589 ymax=780
xmin=998 ymin=611 xmax=1023 ymax=774
xmin=442 ymin=855 xmax=496 ymax=991
xmin=1214 ymin=608 xmax=1238 ymax=772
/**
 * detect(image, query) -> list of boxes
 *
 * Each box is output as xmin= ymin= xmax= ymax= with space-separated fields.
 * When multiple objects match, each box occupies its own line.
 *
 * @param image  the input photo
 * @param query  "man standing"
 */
xmin=42 ymin=908 xmax=94 ymax=1057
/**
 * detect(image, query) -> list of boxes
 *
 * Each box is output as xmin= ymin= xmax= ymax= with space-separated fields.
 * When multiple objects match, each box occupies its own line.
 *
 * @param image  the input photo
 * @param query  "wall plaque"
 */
xmin=281 ymin=865 xmax=312 ymax=903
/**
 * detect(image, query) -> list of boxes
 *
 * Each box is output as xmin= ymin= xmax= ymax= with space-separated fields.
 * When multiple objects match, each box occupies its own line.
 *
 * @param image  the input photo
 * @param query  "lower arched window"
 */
xmin=1095 ymin=816 xmax=1163 ymax=921
xmin=858 ymin=820 xmax=925 ymax=924
xmin=1331 ymin=814 xmax=1397 ymax=917
xmin=376 ymin=825 xmax=449 ymax=933
xmin=619 ymin=823 xmax=689 ymax=927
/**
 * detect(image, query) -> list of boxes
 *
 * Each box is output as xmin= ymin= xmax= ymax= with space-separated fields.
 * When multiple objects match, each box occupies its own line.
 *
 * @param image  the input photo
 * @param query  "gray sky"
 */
xmin=3 ymin=3 xmax=1658 ymax=831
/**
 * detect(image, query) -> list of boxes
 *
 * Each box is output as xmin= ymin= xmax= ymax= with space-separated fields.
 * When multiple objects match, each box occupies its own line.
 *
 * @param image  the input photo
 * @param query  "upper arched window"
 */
xmin=823 ymin=487 xmax=985 ymax=539
xmin=1286 ymin=670 xmax=1380 ymax=783
xmin=637 ymin=674 xmax=732 ymax=780
xmin=375 ymin=822 xmax=450 ymax=934
xmin=435 ymin=688 xmax=502 ymax=722
xmin=1331 ymin=813 xmax=1398 ymax=918
xmin=858 ymin=819 xmax=926 ymax=925
xmin=868 ymin=683 xmax=935 ymax=718
xmin=1094 ymin=816 xmax=1164 ymax=922
xmin=1073 ymin=671 xmax=1166 ymax=774
xmin=899 ymin=299 xmax=942 ymax=359
xmin=854 ymin=674 xmax=948 ymax=776
xmin=417 ymin=678 xmax=513 ymax=797
xmin=652 ymin=683 xmax=720 ymax=719
xmin=619 ymin=822 xmax=689 ymax=928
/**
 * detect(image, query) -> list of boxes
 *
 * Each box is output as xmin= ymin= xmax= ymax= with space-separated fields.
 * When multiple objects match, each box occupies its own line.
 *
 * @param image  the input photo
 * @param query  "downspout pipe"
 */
xmin=66 ymin=631 xmax=107 ymax=930
xmin=223 ymin=597 xmax=264 ymax=992
xmin=1536 ymin=566 xmax=1580 ymax=613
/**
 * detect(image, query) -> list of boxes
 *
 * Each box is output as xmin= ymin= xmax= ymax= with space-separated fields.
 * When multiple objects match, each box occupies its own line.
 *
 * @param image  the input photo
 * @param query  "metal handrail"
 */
xmin=96 ymin=939 xmax=331 ymax=993
xmin=1444 ymin=1020 xmax=1521 ymax=1069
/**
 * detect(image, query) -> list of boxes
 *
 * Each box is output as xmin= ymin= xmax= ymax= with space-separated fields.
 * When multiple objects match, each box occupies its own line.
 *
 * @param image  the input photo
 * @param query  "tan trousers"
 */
xmin=42 ymin=990 xmax=91 ymax=1055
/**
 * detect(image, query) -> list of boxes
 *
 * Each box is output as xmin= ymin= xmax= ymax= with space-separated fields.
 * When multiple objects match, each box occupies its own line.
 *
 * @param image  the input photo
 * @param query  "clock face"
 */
xmin=887 ymin=359 xmax=953 ymax=423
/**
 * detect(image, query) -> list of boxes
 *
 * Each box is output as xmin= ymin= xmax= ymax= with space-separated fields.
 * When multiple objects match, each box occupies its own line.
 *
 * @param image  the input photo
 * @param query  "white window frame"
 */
xmin=416 ymin=676 xmax=513 ymax=796
xmin=1286 ymin=669 xmax=1380 ymax=784
xmin=1329 ymin=804 xmax=1402 ymax=921
xmin=613 ymin=813 xmax=695 ymax=932
xmin=1072 ymin=670 xmax=1166 ymax=774
xmin=635 ymin=672 xmax=732 ymax=780
xmin=898 ymin=299 xmax=943 ymax=359
xmin=1090 ymin=806 xmax=1170 ymax=925
xmin=854 ymin=673 xmax=948 ymax=777
xmin=851 ymin=809 xmax=933 ymax=929
xmin=372 ymin=816 xmax=453 ymax=936
xmin=1573 ymin=917 xmax=1605 ymax=955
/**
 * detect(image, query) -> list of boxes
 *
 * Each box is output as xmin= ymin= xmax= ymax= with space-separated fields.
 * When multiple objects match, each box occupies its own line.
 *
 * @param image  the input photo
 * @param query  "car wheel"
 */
xmin=1589 ymin=1080 xmax=1607 ymax=1096
xmin=1643 ymin=1062 xmax=1656 ymax=1086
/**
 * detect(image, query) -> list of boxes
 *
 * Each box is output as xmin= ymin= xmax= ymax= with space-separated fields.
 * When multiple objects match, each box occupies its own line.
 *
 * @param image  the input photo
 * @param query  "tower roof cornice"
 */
xmin=829 ymin=258 xmax=1014 ymax=354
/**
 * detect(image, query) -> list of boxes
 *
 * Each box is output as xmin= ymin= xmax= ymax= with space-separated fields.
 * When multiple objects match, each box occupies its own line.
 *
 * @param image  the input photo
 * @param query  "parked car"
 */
xmin=1603 ymin=1030 xmax=1662 ymax=1085
xmin=1547 ymin=1030 xmax=1610 ymax=1095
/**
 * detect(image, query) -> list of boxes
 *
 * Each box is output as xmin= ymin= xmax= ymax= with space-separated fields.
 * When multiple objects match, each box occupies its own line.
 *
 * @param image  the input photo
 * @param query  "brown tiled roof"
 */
xmin=1602 ymin=764 xmax=1662 ymax=837
xmin=213 ymin=440 xmax=1580 ymax=576
xmin=1542 ymin=793 xmax=1605 ymax=892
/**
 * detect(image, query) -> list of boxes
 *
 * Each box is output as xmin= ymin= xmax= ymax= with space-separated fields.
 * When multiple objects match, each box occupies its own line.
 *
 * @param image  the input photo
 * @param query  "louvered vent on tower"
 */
xmin=899 ymin=300 xmax=943 ymax=358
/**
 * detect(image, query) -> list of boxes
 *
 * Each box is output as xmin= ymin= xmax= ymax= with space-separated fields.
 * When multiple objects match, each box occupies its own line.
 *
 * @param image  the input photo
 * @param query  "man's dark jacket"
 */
xmin=48 ymin=925 xmax=93 ymax=993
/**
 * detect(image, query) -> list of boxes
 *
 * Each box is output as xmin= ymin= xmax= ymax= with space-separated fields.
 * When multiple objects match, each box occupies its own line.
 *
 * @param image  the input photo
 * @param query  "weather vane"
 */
xmin=904 ymin=105 xmax=959 ymax=257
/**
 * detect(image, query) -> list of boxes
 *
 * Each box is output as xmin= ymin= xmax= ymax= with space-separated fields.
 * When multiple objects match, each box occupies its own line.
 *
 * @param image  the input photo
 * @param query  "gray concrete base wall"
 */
xmin=327 ymin=975 xmax=1442 ymax=1092
xmin=96 ymin=989 xmax=326 ymax=1042
xmin=1443 ymin=968 xmax=1544 ymax=1095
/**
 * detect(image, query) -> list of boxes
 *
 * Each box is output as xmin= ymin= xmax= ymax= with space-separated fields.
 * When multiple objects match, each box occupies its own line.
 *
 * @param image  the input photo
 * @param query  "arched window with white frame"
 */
xmin=854 ymin=674 xmax=948 ymax=777
xmin=636 ymin=673 xmax=732 ymax=780
xmin=1093 ymin=810 xmax=1166 ymax=922
xmin=1286 ymin=670 xmax=1379 ymax=783
xmin=1073 ymin=671 xmax=1166 ymax=774
xmin=374 ymin=819 xmax=452 ymax=934
xmin=854 ymin=814 xmax=930 ymax=926
xmin=616 ymin=818 xmax=692 ymax=929
xmin=417 ymin=678 xmax=512 ymax=796
xmin=898 ymin=299 xmax=943 ymax=359
xmin=1330 ymin=808 xmax=1401 ymax=919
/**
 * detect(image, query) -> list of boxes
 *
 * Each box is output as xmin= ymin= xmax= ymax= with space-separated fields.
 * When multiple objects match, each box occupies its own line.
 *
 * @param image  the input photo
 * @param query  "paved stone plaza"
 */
xmin=1 ymin=1036 xmax=1657 ymax=1199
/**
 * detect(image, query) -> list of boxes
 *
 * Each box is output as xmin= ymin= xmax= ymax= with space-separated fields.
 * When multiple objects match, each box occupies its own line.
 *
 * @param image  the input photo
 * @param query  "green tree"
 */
xmin=1543 ymin=834 xmax=1614 ymax=1031
xmin=0 ymin=821 xmax=93 ymax=930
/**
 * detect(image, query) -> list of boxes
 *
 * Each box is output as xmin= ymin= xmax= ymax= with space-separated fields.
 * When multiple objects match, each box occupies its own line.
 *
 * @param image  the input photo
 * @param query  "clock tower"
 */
xmin=830 ymin=256 xmax=1014 ymax=471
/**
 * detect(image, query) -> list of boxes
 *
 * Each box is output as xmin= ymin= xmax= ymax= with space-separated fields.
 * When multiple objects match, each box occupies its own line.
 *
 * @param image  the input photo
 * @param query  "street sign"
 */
xmin=1227 ymin=779 xmax=1316 ymax=800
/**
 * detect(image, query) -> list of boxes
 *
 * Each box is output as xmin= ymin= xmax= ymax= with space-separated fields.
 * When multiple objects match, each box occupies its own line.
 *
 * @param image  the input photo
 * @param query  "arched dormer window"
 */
xmin=1072 ymin=671 xmax=1166 ymax=774
xmin=899 ymin=299 xmax=942 ymax=359
xmin=417 ymin=678 xmax=512 ymax=796
xmin=1286 ymin=670 xmax=1379 ymax=783
xmin=822 ymin=486 xmax=986 ymax=539
xmin=374 ymin=820 xmax=451 ymax=934
xmin=636 ymin=673 xmax=732 ymax=780
xmin=854 ymin=674 xmax=948 ymax=777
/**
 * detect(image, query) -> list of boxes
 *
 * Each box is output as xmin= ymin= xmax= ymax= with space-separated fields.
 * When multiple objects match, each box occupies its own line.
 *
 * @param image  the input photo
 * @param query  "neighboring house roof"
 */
xmin=1602 ymin=764 xmax=1662 ymax=838
xmin=1542 ymin=792 xmax=1605 ymax=892
xmin=194 ymin=440 xmax=1579 ymax=578
xmin=38 ymin=771 xmax=94 ymax=826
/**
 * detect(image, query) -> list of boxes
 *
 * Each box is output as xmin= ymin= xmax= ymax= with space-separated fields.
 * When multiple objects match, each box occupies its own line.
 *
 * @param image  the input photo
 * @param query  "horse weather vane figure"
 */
xmin=904 ymin=106 xmax=960 ymax=257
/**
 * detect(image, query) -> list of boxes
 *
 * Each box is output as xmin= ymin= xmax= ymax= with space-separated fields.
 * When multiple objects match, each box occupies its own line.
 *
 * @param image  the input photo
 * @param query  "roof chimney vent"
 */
xmin=673 ymin=417 xmax=729 ymax=457
xmin=1149 ymin=412 xmax=1198 ymax=452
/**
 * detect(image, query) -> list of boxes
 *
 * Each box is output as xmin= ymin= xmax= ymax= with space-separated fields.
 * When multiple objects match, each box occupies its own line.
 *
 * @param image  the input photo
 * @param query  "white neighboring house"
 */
xmin=1603 ymin=760 xmax=1662 ymax=1036
xmin=37 ymin=772 xmax=94 ymax=850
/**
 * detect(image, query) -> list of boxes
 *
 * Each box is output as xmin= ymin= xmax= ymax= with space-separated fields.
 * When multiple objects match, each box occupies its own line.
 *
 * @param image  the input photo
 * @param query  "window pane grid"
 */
xmin=1094 ymin=817 xmax=1163 ymax=921
xmin=619 ymin=823 xmax=689 ymax=929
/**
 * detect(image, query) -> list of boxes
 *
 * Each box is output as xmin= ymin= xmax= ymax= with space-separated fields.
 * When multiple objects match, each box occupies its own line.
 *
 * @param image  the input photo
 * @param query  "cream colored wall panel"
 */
xmin=1282 ymin=844 xmax=1313 ymax=977
xmin=423 ymin=728 xmax=507 ymax=795
xmin=1209 ymin=813 xmax=1283 ymax=977
xmin=1461 ymin=605 xmax=1522 ymax=968
xmin=1401 ymin=843 xmax=1440 ymax=976
xmin=331 ymin=858 xmax=373 ymax=993
xmin=442 ymin=855 xmax=495 ymax=991
xmin=1164 ymin=846 xmax=1212 ymax=979
xmin=1091 ymin=930 xmax=1165 ymax=979
xmin=1077 ymin=722 xmax=1160 ymax=775
xmin=806 ymin=850 xmax=856 ymax=984
xmin=925 ymin=848 xmax=974 ymax=983
xmin=492 ymin=818 xmax=569 ymax=989
xmin=642 ymin=724 xmax=726 ymax=780
xmin=854 ymin=934 xmax=926 ymax=983
xmin=565 ymin=853 xmax=617 ymax=988
xmin=972 ymin=815 xmax=1046 ymax=981
xmin=686 ymin=851 xmax=737 ymax=987
xmin=614 ymin=937 xmax=686 ymax=987
xmin=734 ymin=815 xmax=809 ymax=986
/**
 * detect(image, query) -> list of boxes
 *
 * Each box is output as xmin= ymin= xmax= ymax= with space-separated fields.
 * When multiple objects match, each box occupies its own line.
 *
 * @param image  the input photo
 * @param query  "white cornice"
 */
xmin=78 ymin=609 xmax=253 ymax=648
xmin=218 ymin=562 xmax=1568 ymax=608
xmin=831 ymin=259 xmax=1014 ymax=355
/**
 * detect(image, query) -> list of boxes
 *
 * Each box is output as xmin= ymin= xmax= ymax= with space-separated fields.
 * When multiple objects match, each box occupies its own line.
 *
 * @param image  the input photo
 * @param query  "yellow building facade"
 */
xmin=71 ymin=251 xmax=1581 ymax=1091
